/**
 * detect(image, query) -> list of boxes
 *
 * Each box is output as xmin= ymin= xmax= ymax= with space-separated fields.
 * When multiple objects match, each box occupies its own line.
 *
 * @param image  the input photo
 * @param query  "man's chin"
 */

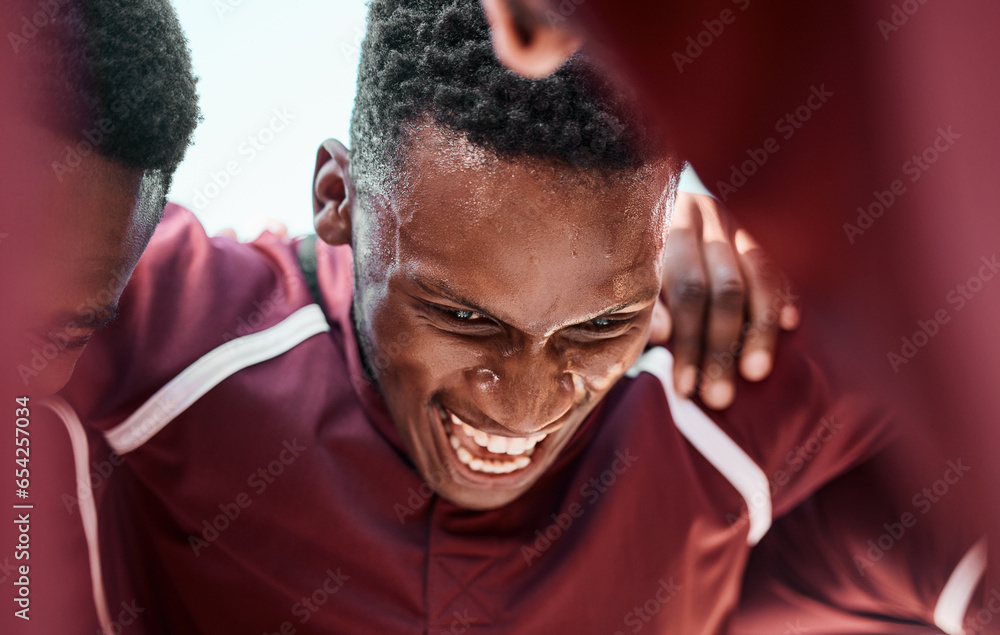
xmin=414 ymin=448 xmax=547 ymax=511
xmin=413 ymin=403 xmax=567 ymax=511
xmin=431 ymin=478 xmax=533 ymax=511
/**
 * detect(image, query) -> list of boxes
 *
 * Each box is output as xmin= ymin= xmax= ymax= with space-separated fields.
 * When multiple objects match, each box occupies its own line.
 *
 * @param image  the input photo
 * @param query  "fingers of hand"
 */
xmin=648 ymin=297 xmax=672 ymax=345
xmin=737 ymin=246 xmax=798 ymax=382
xmin=664 ymin=226 xmax=709 ymax=398
xmin=700 ymin=241 xmax=746 ymax=409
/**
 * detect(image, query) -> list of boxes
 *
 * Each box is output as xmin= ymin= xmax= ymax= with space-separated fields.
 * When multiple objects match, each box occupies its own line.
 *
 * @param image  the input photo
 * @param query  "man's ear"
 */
xmin=481 ymin=0 xmax=582 ymax=79
xmin=313 ymin=138 xmax=354 ymax=246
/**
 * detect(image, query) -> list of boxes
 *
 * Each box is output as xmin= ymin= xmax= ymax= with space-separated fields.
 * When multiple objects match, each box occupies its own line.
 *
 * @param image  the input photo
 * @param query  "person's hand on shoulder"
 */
xmin=649 ymin=191 xmax=800 ymax=409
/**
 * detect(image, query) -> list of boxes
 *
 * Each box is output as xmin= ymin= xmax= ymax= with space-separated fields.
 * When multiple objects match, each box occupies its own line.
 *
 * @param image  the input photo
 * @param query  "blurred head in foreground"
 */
xmin=0 ymin=0 xmax=200 ymax=394
xmin=313 ymin=0 xmax=681 ymax=510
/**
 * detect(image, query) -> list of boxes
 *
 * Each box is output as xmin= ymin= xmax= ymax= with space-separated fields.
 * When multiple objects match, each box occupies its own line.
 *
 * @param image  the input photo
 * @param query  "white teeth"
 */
xmin=451 ymin=414 xmax=475 ymax=438
xmin=453 ymin=447 xmax=533 ymax=475
xmin=505 ymin=437 xmax=527 ymax=456
xmin=487 ymin=435 xmax=508 ymax=454
xmin=473 ymin=430 xmax=490 ymax=448
xmin=459 ymin=455 xmax=524 ymax=474
xmin=444 ymin=408 xmax=548 ymax=474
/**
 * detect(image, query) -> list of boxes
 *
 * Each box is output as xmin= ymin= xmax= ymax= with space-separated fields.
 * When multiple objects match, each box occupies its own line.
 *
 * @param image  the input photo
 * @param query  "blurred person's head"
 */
xmin=0 ymin=0 xmax=200 ymax=394
xmin=314 ymin=0 xmax=679 ymax=510
xmin=479 ymin=0 xmax=585 ymax=79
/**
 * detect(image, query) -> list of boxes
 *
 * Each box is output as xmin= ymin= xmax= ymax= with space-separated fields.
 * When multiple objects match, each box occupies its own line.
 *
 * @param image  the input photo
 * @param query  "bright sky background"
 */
xmin=167 ymin=1 xmax=710 ymax=237
xmin=168 ymin=0 xmax=369 ymax=238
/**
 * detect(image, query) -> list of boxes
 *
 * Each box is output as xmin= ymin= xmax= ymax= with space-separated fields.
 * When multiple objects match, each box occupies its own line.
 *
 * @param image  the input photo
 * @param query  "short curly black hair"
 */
xmin=15 ymin=0 xmax=200 ymax=193
xmin=350 ymin=0 xmax=659 ymax=200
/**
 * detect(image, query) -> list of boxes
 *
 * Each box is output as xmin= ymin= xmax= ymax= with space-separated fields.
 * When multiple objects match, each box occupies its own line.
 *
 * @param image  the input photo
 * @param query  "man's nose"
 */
xmin=466 ymin=341 xmax=576 ymax=436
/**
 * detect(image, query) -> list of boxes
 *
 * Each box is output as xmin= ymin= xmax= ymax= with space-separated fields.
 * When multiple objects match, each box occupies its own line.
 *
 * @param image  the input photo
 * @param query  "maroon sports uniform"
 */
xmin=47 ymin=204 xmax=970 ymax=634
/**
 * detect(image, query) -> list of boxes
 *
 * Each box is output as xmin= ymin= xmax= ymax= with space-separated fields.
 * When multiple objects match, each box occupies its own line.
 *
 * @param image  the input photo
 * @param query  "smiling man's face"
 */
xmin=350 ymin=125 xmax=678 ymax=510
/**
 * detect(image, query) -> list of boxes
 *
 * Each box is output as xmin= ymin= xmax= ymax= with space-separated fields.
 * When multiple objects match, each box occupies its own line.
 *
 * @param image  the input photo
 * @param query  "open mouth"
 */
xmin=436 ymin=404 xmax=550 ymax=476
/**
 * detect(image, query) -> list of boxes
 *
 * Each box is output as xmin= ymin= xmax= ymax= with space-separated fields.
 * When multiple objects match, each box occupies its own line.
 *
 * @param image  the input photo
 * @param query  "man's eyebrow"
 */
xmin=412 ymin=276 xmax=497 ymax=317
xmin=598 ymin=296 xmax=656 ymax=316
xmin=412 ymin=275 xmax=658 ymax=321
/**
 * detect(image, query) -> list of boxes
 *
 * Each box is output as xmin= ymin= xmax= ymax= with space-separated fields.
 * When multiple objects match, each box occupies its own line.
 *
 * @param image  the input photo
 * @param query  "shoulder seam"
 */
xmin=625 ymin=347 xmax=772 ymax=545
xmin=104 ymin=304 xmax=330 ymax=454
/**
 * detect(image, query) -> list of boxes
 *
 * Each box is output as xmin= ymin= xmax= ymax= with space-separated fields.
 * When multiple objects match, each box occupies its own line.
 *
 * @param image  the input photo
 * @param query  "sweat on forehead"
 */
xmin=349 ymin=122 xmax=679 ymax=294
xmin=359 ymin=121 xmax=676 ymax=220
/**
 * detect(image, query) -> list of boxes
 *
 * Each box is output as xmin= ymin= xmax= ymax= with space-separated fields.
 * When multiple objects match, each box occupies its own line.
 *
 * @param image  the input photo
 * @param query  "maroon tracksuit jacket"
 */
xmin=39 ymin=204 xmax=981 ymax=634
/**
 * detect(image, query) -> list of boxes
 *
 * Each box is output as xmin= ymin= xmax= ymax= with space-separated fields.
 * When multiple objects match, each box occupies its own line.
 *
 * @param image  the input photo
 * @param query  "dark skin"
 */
xmin=481 ymin=0 xmax=800 ymax=409
xmin=661 ymin=191 xmax=798 ymax=405
xmin=0 ymin=119 xmax=161 ymax=396
xmin=315 ymin=126 xmax=678 ymax=510
xmin=240 ymin=178 xmax=798 ymax=410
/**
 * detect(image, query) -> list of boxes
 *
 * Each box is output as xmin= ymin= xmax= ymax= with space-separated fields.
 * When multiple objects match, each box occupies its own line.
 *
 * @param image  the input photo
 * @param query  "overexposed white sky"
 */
xmin=168 ymin=0 xmax=369 ymax=238
xmin=167 ymin=1 xmax=711 ymax=237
